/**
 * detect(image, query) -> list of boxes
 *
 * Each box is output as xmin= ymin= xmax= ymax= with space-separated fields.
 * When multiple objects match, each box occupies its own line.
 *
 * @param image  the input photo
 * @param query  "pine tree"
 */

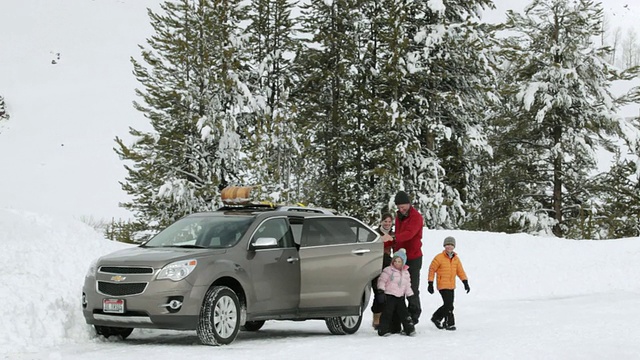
xmin=331 ymin=0 xmax=402 ymax=221
xmin=490 ymin=0 xmax=640 ymax=237
xmin=115 ymin=0 xmax=256 ymax=229
xmin=580 ymin=135 xmax=640 ymax=239
xmin=292 ymin=0 xmax=366 ymax=214
xmin=592 ymin=155 xmax=640 ymax=238
xmin=244 ymin=0 xmax=300 ymax=203
xmin=289 ymin=0 xmax=496 ymax=223
xmin=371 ymin=0 xmax=495 ymax=228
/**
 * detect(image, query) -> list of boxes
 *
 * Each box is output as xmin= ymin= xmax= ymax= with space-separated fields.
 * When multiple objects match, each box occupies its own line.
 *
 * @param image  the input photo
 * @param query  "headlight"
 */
xmin=157 ymin=259 xmax=198 ymax=281
xmin=85 ymin=259 xmax=98 ymax=278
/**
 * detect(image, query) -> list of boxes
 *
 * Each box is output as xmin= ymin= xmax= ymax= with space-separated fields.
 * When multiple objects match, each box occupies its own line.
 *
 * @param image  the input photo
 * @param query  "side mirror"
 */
xmin=252 ymin=237 xmax=278 ymax=249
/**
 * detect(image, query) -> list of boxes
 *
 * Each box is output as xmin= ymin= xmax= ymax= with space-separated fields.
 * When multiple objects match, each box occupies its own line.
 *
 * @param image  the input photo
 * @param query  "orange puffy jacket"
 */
xmin=428 ymin=251 xmax=468 ymax=290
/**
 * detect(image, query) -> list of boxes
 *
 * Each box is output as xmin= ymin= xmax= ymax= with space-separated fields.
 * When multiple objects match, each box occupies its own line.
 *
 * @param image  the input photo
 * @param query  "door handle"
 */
xmin=351 ymin=249 xmax=370 ymax=255
xmin=287 ymin=257 xmax=300 ymax=263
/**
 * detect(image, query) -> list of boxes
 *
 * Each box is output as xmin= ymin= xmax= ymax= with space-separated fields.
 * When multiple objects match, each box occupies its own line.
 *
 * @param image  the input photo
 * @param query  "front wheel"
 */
xmin=325 ymin=308 xmax=363 ymax=335
xmin=197 ymin=286 xmax=241 ymax=345
xmin=94 ymin=325 xmax=134 ymax=339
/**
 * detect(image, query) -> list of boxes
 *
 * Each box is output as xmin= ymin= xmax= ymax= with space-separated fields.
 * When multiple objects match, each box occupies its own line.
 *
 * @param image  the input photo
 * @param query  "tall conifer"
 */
xmin=244 ymin=0 xmax=301 ymax=203
xmin=116 ymin=0 xmax=256 ymax=229
xmin=490 ymin=0 xmax=640 ymax=237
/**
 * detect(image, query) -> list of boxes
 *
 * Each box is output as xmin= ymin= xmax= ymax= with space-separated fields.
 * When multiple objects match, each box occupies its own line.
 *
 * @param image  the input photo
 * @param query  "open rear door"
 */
xmin=298 ymin=216 xmax=381 ymax=309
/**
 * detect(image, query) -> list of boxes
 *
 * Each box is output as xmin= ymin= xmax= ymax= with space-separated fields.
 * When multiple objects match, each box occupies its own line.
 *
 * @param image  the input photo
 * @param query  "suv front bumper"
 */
xmin=82 ymin=274 xmax=208 ymax=330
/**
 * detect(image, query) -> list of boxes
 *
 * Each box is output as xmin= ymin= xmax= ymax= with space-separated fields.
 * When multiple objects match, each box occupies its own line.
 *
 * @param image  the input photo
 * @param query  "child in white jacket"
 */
xmin=376 ymin=248 xmax=416 ymax=336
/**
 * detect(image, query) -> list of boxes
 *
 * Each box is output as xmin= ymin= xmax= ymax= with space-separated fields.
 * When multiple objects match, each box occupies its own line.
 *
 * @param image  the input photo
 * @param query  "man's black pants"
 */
xmin=405 ymin=256 xmax=422 ymax=323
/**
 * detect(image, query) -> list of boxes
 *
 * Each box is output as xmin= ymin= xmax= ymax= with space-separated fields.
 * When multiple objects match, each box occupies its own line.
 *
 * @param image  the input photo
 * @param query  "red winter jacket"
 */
xmin=394 ymin=206 xmax=423 ymax=261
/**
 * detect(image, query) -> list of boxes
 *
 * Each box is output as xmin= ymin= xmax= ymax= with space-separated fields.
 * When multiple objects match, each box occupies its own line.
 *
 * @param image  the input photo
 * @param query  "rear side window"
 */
xmin=301 ymin=217 xmax=376 ymax=247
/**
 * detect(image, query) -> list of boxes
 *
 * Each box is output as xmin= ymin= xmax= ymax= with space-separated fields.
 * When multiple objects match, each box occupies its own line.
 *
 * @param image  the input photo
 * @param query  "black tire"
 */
xmin=241 ymin=320 xmax=265 ymax=331
xmin=197 ymin=286 xmax=241 ymax=345
xmin=325 ymin=307 xmax=363 ymax=335
xmin=94 ymin=325 xmax=134 ymax=339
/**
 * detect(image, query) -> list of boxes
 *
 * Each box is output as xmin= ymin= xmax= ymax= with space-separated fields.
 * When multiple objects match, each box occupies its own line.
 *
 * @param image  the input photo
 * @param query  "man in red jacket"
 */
xmin=381 ymin=190 xmax=424 ymax=324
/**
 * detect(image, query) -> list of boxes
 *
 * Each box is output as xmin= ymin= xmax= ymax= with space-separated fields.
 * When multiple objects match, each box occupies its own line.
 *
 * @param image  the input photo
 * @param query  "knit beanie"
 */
xmin=394 ymin=191 xmax=411 ymax=205
xmin=443 ymin=236 xmax=456 ymax=247
xmin=393 ymin=248 xmax=407 ymax=265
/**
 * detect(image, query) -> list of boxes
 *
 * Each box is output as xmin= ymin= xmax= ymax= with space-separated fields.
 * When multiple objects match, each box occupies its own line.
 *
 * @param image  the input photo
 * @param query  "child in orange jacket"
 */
xmin=427 ymin=236 xmax=470 ymax=331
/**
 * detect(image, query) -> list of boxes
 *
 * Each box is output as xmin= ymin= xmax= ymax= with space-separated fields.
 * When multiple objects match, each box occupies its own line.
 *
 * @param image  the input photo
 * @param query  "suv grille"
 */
xmin=98 ymin=281 xmax=148 ymax=296
xmin=99 ymin=266 xmax=154 ymax=274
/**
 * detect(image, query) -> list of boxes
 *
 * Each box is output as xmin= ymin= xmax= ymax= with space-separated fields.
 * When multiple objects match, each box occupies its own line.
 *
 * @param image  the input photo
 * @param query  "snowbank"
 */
xmin=0 ymin=209 xmax=129 ymax=353
xmin=425 ymin=229 xmax=640 ymax=302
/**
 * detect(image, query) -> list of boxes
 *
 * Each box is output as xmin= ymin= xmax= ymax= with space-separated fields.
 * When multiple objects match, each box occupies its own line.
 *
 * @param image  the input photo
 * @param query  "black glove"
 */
xmin=375 ymin=290 xmax=386 ymax=304
xmin=427 ymin=281 xmax=434 ymax=294
xmin=463 ymin=280 xmax=470 ymax=294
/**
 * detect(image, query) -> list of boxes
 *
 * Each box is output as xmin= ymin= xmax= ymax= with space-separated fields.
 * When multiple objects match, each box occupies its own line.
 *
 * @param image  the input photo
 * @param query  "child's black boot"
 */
xmin=444 ymin=313 xmax=456 ymax=331
xmin=431 ymin=316 xmax=444 ymax=329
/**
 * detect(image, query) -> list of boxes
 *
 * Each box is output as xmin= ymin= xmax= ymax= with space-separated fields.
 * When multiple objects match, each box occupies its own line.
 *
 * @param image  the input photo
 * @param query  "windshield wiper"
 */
xmin=166 ymin=244 xmax=207 ymax=249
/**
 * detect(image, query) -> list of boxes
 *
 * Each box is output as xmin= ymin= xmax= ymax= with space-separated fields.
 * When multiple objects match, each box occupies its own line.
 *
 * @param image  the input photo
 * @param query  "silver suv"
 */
xmin=82 ymin=197 xmax=381 ymax=345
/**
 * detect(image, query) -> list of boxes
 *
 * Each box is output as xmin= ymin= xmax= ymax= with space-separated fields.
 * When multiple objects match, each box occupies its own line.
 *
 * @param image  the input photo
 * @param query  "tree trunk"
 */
xmin=552 ymin=124 xmax=563 ymax=237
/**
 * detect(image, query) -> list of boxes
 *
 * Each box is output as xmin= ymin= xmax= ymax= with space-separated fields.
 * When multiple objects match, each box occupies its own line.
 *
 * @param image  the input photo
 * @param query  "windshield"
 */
xmin=143 ymin=215 xmax=254 ymax=248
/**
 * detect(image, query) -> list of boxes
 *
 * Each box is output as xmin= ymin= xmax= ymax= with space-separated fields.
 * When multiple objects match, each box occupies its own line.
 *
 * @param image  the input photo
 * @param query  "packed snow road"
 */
xmin=11 ymin=292 xmax=640 ymax=360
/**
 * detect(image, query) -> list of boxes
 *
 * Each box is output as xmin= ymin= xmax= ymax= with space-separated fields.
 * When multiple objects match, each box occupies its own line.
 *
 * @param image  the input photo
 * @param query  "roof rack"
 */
xmin=276 ymin=206 xmax=334 ymax=215
xmin=217 ymin=203 xmax=276 ymax=212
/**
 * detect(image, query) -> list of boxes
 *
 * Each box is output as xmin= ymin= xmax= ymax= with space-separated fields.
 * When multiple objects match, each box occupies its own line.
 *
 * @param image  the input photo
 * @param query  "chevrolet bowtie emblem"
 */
xmin=111 ymin=275 xmax=126 ymax=282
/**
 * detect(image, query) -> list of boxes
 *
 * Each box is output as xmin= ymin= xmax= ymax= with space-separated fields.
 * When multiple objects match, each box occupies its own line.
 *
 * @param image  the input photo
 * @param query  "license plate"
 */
xmin=103 ymin=299 xmax=125 ymax=313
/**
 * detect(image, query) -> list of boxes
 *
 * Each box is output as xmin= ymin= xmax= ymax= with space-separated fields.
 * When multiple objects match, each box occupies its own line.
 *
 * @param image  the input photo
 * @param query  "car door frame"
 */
xmin=297 ymin=216 xmax=381 ymax=312
xmin=245 ymin=216 xmax=301 ymax=318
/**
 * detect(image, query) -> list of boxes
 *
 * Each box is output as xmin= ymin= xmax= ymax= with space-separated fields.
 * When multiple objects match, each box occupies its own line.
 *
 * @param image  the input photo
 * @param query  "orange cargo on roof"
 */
xmin=220 ymin=186 xmax=253 ymax=205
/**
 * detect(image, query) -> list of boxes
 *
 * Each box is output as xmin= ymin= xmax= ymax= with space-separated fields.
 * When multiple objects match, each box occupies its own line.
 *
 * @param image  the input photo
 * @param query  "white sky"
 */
xmin=486 ymin=0 xmax=640 ymax=25
xmin=1 ymin=208 xmax=639 ymax=359
xmin=0 ymin=0 xmax=155 ymax=221
xmin=0 ymin=0 xmax=638 ymax=221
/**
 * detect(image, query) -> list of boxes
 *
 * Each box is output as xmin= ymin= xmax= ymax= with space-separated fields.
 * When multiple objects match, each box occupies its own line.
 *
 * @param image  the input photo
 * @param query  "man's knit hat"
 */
xmin=394 ymin=191 xmax=411 ymax=205
xmin=443 ymin=236 xmax=456 ymax=247
xmin=393 ymin=248 xmax=407 ymax=265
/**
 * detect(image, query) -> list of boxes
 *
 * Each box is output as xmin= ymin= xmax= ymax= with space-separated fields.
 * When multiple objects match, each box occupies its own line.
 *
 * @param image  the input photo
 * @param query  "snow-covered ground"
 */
xmin=2 ymin=208 xmax=639 ymax=360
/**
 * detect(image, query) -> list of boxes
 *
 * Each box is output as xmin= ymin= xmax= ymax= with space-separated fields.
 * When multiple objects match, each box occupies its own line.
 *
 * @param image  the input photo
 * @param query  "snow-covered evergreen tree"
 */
xmin=324 ymin=0 xmax=402 ymax=222
xmin=116 ymin=0 xmax=257 ymax=229
xmin=584 ymin=148 xmax=640 ymax=239
xmin=289 ymin=0 xmax=495 ymax=223
xmin=244 ymin=0 xmax=300 ymax=203
xmin=491 ymin=0 xmax=640 ymax=237
xmin=292 ymin=0 xmax=366 ymax=215
xmin=372 ymin=0 xmax=495 ymax=228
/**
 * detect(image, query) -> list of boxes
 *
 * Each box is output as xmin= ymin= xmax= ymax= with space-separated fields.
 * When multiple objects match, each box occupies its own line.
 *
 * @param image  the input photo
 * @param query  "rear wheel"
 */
xmin=325 ymin=307 xmax=363 ymax=335
xmin=241 ymin=320 xmax=265 ymax=331
xmin=197 ymin=286 xmax=241 ymax=345
xmin=94 ymin=325 xmax=134 ymax=339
